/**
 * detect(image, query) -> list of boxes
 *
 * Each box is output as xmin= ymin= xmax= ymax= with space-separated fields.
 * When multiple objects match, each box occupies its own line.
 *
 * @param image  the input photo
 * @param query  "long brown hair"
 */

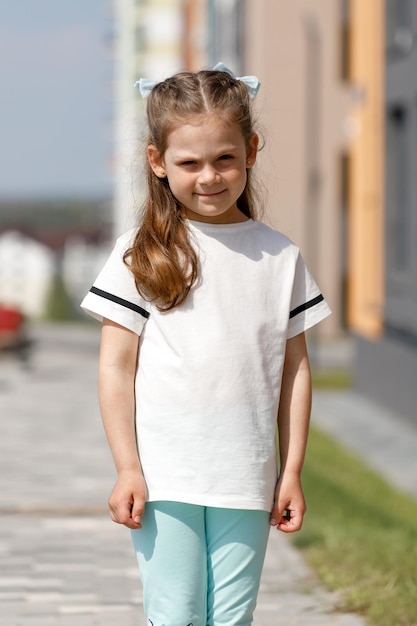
xmin=124 ymin=68 xmax=259 ymax=311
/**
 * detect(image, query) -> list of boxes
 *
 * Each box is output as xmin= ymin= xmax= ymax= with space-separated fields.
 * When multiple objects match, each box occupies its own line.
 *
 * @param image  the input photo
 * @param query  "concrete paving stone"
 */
xmin=0 ymin=513 xmax=142 ymax=622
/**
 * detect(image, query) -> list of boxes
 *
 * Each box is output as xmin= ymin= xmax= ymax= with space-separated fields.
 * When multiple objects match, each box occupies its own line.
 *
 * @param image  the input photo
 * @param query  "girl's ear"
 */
xmin=246 ymin=133 xmax=259 ymax=168
xmin=147 ymin=145 xmax=167 ymax=178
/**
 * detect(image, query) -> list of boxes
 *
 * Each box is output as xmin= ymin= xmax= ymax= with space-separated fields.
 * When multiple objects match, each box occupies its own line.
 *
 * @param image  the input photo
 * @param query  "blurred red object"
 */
xmin=0 ymin=305 xmax=24 ymax=332
xmin=0 ymin=305 xmax=32 ymax=362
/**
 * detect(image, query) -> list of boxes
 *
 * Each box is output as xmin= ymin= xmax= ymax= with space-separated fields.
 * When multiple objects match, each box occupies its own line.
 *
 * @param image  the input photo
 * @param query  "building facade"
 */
xmin=353 ymin=0 xmax=417 ymax=422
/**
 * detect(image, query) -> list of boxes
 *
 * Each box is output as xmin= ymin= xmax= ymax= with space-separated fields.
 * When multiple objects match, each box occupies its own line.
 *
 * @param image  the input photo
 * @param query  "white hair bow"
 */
xmin=134 ymin=62 xmax=261 ymax=100
xmin=212 ymin=62 xmax=261 ymax=100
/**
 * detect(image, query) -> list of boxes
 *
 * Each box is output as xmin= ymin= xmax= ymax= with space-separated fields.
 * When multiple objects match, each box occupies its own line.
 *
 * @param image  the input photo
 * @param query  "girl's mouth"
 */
xmin=196 ymin=190 xmax=225 ymax=197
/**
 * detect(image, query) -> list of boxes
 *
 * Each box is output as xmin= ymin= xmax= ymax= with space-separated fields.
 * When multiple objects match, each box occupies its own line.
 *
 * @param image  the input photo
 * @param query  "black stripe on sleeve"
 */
xmin=90 ymin=286 xmax=150 ymax=319
xmin=289 ymin=294 xmax=324 ymax=319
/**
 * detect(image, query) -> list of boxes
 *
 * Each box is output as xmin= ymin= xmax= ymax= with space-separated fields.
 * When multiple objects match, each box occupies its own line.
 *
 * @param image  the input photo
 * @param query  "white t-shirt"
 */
xmin=81 ymin=219 xmax=331 ymax=511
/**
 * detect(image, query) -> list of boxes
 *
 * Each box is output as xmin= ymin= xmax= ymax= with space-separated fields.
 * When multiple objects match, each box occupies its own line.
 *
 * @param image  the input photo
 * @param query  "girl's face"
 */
xmin=148 ymin=114 xmax=258 ymax=224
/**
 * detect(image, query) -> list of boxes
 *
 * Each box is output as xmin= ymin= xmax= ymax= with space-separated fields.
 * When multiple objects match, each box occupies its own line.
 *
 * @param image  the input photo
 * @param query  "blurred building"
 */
xmin=349 ymin=0 xmax=417 ymax=422
xmin=0 ymin=198 xmax=112 ymax=318
xmin=113 ymin=0 xmax=184 ymax=236
xmin=0 ymin=232 xmax=54 ymax=318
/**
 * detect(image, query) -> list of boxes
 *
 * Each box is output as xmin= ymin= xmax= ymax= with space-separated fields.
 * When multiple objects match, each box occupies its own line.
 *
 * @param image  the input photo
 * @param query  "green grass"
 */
xmin=43 ymin=273 xmax=80 ymax=321
xmin=311 ymin=369 xmax=352 ymax=389
xmin=294 ymin=426 xmax=417 ymax=626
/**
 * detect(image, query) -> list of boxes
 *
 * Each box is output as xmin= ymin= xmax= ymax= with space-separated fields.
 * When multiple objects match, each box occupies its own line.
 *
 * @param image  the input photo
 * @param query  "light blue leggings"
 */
xmin=131 ymin=501 xmax=270 ymax=626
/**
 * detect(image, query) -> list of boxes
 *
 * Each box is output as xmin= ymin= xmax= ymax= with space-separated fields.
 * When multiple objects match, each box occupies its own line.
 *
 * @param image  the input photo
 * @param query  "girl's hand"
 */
xmin=269 ymin=472 xmax=306 ymax=533
xmin=108 ymin=469 xmax=147 ymax=529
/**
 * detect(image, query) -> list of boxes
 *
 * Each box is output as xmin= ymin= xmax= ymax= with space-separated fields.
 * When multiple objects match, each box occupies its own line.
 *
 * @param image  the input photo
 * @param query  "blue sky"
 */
xmin=0 ymin=1 xmax=113 ymax=199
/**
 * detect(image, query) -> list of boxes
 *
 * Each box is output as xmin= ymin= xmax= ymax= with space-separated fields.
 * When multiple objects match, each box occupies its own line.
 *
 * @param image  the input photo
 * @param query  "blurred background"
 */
xmin=1 ymin=0 xmax=416 ymax=424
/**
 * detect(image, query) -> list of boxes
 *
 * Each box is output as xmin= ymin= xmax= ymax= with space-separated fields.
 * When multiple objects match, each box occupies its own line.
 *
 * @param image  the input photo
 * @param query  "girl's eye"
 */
xmin=180 ymin=160 xmax=196 ymax=166
xmin=219 ymin=154 xmax=233 ymax=161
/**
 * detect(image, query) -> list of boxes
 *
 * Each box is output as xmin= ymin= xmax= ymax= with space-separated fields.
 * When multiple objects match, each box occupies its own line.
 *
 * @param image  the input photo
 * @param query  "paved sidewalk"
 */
xmin=0 ymin=324 xmax=368 ymax=626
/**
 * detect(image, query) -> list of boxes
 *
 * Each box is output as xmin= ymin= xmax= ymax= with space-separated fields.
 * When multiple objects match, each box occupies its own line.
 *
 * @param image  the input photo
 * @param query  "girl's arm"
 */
xmin=98 ymin=318 xmax=146 ymax=529
xmin=270 ymin=331 xmax=312 ymax=532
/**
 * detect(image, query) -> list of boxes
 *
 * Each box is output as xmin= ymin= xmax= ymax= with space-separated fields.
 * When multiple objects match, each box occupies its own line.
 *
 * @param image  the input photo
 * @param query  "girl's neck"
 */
xmin=183 ymin=207 xmax=250 ymax=225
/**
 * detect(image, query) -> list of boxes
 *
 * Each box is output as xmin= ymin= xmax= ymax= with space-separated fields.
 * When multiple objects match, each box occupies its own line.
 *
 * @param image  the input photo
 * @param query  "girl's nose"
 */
xmin=198 ymin=165 xmax=220 ymax=185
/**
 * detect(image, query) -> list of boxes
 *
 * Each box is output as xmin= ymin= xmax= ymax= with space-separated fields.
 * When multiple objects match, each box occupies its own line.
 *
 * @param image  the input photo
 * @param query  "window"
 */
xmin=208 ymin=0 xmax=244 ymax=72
xmin=386 ymin=0 xmax=415 ymax=60
xmin=340 ymin=0 xmax=351 ymax=80
xmin=386 ymin=104 xmax=411 ymax=271
xmin=135 ymin=24 xmax=146 ymax=54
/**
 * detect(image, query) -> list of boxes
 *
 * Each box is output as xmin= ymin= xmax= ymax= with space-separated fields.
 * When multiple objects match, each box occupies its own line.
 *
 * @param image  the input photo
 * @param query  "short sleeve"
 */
xmin=80 ymin=230 xmax=150 ymax=335
xmin=287 ymin=252 xmax=331 ymax=339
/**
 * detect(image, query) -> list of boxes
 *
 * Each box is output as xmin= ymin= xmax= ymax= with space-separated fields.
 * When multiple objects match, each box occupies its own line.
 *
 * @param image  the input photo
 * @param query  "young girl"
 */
xmin=81 ymin=63 xmax=330 ymax=626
